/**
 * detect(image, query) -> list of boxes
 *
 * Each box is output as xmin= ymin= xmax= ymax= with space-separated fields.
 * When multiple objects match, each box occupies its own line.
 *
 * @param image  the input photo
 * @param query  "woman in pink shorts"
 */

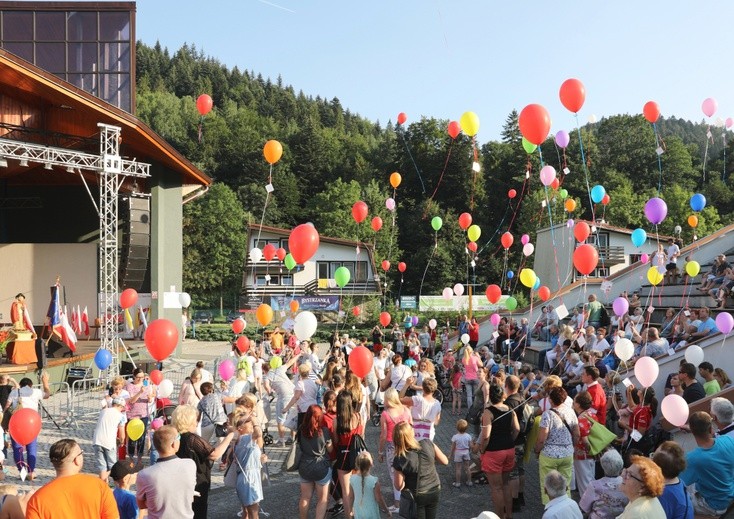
xmin=474 ymin=383 xmax=519 ymax=519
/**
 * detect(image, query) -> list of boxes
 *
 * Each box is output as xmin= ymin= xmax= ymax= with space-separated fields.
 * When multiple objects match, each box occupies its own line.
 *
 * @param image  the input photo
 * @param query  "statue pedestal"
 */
xmin=7 ymin=339 xmax=37 ymax=365
xmin=12 ymin=331 xmax=33 ymax=341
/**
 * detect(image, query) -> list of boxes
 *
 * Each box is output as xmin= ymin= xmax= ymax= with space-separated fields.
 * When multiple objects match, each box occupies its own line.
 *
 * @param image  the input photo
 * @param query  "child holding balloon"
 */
xmin=92 ymin=397 xmax=126 ymax=481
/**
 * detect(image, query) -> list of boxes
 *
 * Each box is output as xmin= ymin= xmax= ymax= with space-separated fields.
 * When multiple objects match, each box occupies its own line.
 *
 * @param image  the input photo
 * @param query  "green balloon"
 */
xmin=559 ymin=188 xmax=568 ymax=199
xmin=505 ymin=296 xmax=518 ymax=311
xmin=334 ymin=266 xmax=351 ymax=288
xmin=284 ymin=253 xmax=297 ymax=271
xmin=522 ymin=137 xmax=537 ymax=154
xmin=431 ymin=216 xmax=443 ymax=231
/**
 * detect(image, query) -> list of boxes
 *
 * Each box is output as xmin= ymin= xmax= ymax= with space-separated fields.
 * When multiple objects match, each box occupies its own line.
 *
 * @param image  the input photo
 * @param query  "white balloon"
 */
xmin=634 ymin=356 xmax=659 ymax=388
xmin=428 ymin=319 xmax=437 ymax=330
xmin=158 ymin=379 xmax=174 ymax=398
xmin=522 ymin=243 xmax=535 ymax=257
xmin=588 ymin=114 xmax=598 ymax=124
xmin=661 ymin=394 xmax=689 ymax=427
xmin=249 ymin=248 xmax=263 ymax=263
xmin=442 ymin=287 xmax=453 ymax=300
xmin=461 ymin=333 xmax=470 ymax=345
xmin=684 ymin=345 xmax=704 ymax=367
xmin=293 ymin=311 xmax=318 ymax=341
xmin=179 ymin=292 xmax=191 ymax=308
xmin=453 ymin=283 xmax=465 ymax=296
xmin=615 ymin=338 xmax=634 ymax=362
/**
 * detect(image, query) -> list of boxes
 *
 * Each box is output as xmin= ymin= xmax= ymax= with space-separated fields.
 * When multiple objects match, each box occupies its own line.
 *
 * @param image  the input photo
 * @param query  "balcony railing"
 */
xmin=596 ymin=245 xmax=626 ymax=267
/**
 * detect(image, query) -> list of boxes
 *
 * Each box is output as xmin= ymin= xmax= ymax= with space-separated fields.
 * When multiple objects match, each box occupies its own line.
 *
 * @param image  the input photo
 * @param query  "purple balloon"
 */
xmin=644 ymin=197 xmax=668 ymax=225
xmin=555 ymin=130 xmax=570 ymax=149
xmin=612 ymin=296 xmax=629 ymax=317
xmin=411 ymin=316 xmax=419 ymax=326
xmin=567 ymin=219 xmax=575 ymax=228
xmin=715 ymin=312 xmax=734 ymax=334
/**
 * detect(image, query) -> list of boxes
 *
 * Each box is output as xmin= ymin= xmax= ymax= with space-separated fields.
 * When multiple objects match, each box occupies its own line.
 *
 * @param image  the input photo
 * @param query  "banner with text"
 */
xmin=419 ymin=295 xmax=507 ymax=313
xmin=270 ymin=295 xmax=340 ymax=312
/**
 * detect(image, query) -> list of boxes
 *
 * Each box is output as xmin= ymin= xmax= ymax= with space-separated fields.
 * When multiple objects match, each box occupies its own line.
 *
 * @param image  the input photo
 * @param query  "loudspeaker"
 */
xmin=46 ymin=336 xmax=72 ymax=359
xmin=120 ymin=195 xmax=150 ymax=291
xmin=34 ymin=338 xmax=47 ymax=368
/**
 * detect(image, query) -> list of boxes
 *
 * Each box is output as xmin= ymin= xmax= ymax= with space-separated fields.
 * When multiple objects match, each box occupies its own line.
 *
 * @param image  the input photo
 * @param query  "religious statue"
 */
xmin=10 ymin=293 xmax=35 ymax=339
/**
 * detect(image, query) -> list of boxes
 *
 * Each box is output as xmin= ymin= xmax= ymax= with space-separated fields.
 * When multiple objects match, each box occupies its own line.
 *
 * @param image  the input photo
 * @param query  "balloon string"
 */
xmin=417 ymin=236 xmax=438 ymax=302
xmin=702 ymin=124 xmax=712 ymax=183
xmin=538 ymin=147 xmax=565 ymax=298
xmin=397 ymin=126 xmax=426 ymax=193
xmin=483 ymin=172 xmax=530 ymax=257
xmin=470 ymin=138 xmax=478 ymax=211
xmin=198 ymin=116 xmax=203 ymax=143
xmin=249 ymin=188 xmax=272 ymax=291
xmin=424 ymin=139 xmax=454 ymax=215
xmin=652 ymin=122 xmax=664 ymax=195
xmin=573 ymin=114 xmax=595 ymax=223
xmin=723 ymin=131 xmax=728 ymax=182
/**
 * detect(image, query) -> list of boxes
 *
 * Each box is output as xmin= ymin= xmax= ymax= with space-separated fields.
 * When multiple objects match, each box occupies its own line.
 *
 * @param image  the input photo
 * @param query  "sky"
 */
xmin=135 ymin=1 xmax=734 ymax=140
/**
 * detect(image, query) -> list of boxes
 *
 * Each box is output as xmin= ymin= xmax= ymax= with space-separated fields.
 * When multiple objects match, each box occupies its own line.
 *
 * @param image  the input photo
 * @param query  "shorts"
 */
xmin=510 ymin=445 xmax=525 ymax=479
xmin=688 ymin=483 xmax=729 ymax=516
xmin=93 ymin=444 xmax=117 ymax=472
xmin=301 ymin=466 xmax=332 ymax=486
xmin=454 ymin=451 xmax=471 ymax=463
xmin=666 ymin=263 xmax=678 ymax=271
xmin=275 ymin=395 xmax=292 ymax=425
xmin=452 ymin=388 xmax=462 ymax=396
xmin=481 ymin=447 xmax=515 ymax=474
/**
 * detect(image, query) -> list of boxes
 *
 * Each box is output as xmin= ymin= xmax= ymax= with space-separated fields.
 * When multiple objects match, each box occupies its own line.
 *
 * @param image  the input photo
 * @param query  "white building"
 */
xmin=240 ymin=224 xmax=381 ymax=310
xmin=534 ymin=220 xmax=674 ymax=293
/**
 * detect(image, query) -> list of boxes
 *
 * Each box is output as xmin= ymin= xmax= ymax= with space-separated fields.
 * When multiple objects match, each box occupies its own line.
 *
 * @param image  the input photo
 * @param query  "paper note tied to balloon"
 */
xmin=555 ymin=304 xmax=569 ymax=320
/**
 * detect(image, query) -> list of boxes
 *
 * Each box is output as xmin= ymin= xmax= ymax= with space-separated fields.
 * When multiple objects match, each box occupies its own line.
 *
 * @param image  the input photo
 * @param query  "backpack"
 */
xmin=599 ymin=305 xmax=611 ymax=327
xmin=506 ymin=394 xmax=534 ymax=444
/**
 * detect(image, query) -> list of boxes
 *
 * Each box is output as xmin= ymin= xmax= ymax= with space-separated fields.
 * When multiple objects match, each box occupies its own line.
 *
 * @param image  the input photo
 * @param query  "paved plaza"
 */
xmin=11 ymin=340 xmax=546 ymax=518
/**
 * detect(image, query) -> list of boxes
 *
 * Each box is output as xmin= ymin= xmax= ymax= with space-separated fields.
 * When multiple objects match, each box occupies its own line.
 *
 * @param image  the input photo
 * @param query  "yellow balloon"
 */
xmin=685 ymin=261 xmax=700 ymax=277
xmin=460 ymin=111 xmax=480 ymax=137
xmin=390 ymin=172 xmax=402 ymax=189
xmin=519 ymin=268 xmax=537 ymax=289
xmin=647 ymin=267 xmax=664 ymax=286
xmin=467 ymin=224 xmax=481 ymax=242
xmin=126 ymin=418 xmax=145 ymax=442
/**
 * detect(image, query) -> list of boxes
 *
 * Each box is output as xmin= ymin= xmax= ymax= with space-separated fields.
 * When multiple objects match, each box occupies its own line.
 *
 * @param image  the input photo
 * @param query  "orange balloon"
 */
xmin=390 ymin=172 xmax=402 ymax=189
xmin=289 ymin=300 xmax=299 ymax=313
xmin=263 ymin=140 xmax=283 ymax=165
xmin=688 ymin=214 xmax=699 ymax=228
xmin=256 ymin=304 xmax=273 ymax=327
xmin=564 ymin=199 xmax=577 ymax=212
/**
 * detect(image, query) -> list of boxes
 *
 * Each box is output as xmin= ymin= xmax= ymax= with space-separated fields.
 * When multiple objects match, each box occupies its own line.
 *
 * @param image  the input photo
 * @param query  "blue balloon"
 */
xmin=591 ymin=185 xmax=606 ymax=204
xmin=94 ymin=349 xmax=113 ymax=370
xmin=631 ymin=228 xmax=647 ymax=248
xmin=690 ymin=193 xmax=706 ymax=212
xmin=404 ymin=359 xmax=417 ymax=367
xmin=507 ymin=271 xmax=514 ymax=279
xmin=533 ymin=278 xmax=541 ymax=290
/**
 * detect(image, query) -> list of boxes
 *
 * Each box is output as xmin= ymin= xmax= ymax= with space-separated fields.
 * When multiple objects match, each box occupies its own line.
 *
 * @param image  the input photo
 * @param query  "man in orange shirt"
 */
xmin=26 ymin=439 xmax=119 ymax=519
xmin=270 ymin=326 xmax=284 ymax=354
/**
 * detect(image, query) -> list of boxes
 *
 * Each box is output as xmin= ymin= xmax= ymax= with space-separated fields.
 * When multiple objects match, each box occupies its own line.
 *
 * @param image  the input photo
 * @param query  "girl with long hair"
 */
xmin=350 ymin=452 xmax=388 ymax=519
xmin=333 ymin=391 xmax=363 ymax=519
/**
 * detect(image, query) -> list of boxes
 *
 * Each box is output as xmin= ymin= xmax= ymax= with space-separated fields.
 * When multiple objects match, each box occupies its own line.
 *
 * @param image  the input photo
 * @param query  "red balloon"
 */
xmin=352 ymin=306 xmax=361 ymax=317
xmin=379 ymin=312 xmax=391 ymax=327
xmin=551 ymin=178 xmax=560 ymax=190
xmin=573 ymin=244 xmax=599 ymax=275
xmin=119 ymin=288 xmax=138 ymax=310
xmin=145 ymin=319 xmax=179 ymax=362
xmin=501 ymin=232 xmax=514 ymax=249
xmin=519 ymin=104 xmax=551 ymax=146
xmin=447 ymin=121 xmax=461 ymax=139
xmin=398 ymin=262 xmax=407 ymax=273
xmin=458 ymin=212 xmax=473 ymax=230
xmin=601 ymin=194 xmax=610 ymax=206
xmin=262 ymin=243 xmax=276 ymax=262
xmin=196 ymin=94 xmax=213 ymax=116
xmin=351 ymin=201 xmax=368 ymax=223
xmin=231 ymin=317 xmax=245 ymax=334
xmin=8 ymin=408 xmax=41 ymax=446
xmin=467 ymin=241 xmax=478 ymax=252
xmin=288 ymin=224 xmax=320 ymax=264
xmin=371 ymin=216 xmax=383 ymax=232
xmin=348 ymin=346 xmax=374 ymax=378
xmin=397 ymin=112 xmax=407 ymax=125
xmin=381 ymin=260 xmax=391 ymax=272
xmin=485 ymin=284 xmax=502 ymax=304
xmin=643 ymin=101 xmax=660 ymax=123
xmin=276 ymin=247 xmax=287 ymax=261
xmin=559 ymin=78 xmax=586 ymax=113
xmin=538 ymin=286 xmax=551 ymax=302
xmin=508 ymin=189 xmax=517 ymax=199
xmin=574 ymin=221 xmax=591 ymax=242
xmin=150 ymin=369 xmax=164 ymax=385
xmin=236 ymin=335 xmax=250 ymax=354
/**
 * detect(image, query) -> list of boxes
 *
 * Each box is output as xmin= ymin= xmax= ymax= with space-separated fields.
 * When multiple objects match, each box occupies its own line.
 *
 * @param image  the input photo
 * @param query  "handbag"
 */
xmin=399 ymin=441 xmax=423 ymax=519
xmin=201 ymin=405 xmax=228 ymax=438
xmin=344 ymin=433 xmax=368 ymax=470
xmin=284 ymin=409 xmax=298 ymax=431
xmin=286 ymin=438 xmax=302 ymax=472
xmin=587 ymin=417 xmax=618 ymax=456
xmin=224 ymin=437 xmax=252 ymax=488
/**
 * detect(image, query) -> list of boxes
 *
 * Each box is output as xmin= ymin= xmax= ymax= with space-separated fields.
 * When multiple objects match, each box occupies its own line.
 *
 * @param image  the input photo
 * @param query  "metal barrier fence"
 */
xmin=40 ymin=382 xmax=71 ymax=429
xmin=67 ymin=377 xmax=107 ymax=429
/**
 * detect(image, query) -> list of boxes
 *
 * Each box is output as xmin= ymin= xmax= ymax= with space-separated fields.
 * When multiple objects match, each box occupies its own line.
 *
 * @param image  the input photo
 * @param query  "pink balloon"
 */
xmin=661 ymin=394 xmax=689 ymax=427
xmin=539 ymin=165 xmax=556 ymax=186
xmin=727 ymin=117 xmax=733 ymax=129
xmin=442 ymin=287 xmax=453 ymax=300
xmin=490 ymin=313 xmax=501 ymax=326
xmin=386 ymin=198 xmax=396 ymax=211
xmin=715 ymin=312 xmax=734 ymax=334
xmin=555 ymin=130 xmax=570 ymax=149
xmin=218 ymin=359 xmax=235 ymax=380
xmin=640 ymin=253 xmax=649 ymax=264
xmin=520 ymin=234 xmax=530 ymax=245
xmin=702 ymin=97 xmax=718 ymax=118
xmin=151 ymin=417 xmax=165 ymax=430
xmin=634 ymin=356 xmax=659 ymax=388
xmin=566 ymin=219 xmax=575 ymax=229
xmin=612 ymin=297 xmax=629 ymax=317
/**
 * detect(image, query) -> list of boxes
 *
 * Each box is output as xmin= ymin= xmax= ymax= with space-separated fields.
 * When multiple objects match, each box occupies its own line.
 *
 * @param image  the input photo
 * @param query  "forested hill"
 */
xmin=135 ymin=42 xmax=734 ymax=308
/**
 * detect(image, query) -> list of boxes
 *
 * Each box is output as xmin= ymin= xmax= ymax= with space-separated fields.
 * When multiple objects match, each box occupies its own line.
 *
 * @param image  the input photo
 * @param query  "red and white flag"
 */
xmin=46 ymin=284 xmax=77 ymax=352
xmin=76 ymin=305 xmax=82 ymax=335
xmin=81 ymin=306 xmax=90 ymax=336
xmin=71 ymin=306 xmax=79 ymax=334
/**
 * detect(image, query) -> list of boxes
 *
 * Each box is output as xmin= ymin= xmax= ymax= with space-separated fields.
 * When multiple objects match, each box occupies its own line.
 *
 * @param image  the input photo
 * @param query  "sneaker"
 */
xmin=387 ymin=505 xmax=400 ymax=514
xmin=452 ymin=482 xmax=461 ymax=488
xmin=329 ymin=503 xmax=344 ymax=516
xmin=466 ymin=481 xmax=473 ymax=487
xmin=285 ymin=437 xmax=294 ymax=446
xmin=274 ymin=439 xmax=285 ymax=447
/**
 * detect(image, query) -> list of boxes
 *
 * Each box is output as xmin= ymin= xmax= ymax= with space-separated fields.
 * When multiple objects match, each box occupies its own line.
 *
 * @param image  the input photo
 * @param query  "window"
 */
xmin=3 ymin=12 xmax=33 ymax=40
xmin=67 ymin=12 xmax=97 ymax=41
xmin=317 ymin=261 xmax=368 ymax=282
xmin=35 ymin=12 xmax=66 ymax=41
xmin=36 ymin=42 xmax=65 ymax=73
xmin=254 ymin=238 xmax=279 ymax=250
xmin=279 ymin=239 xmax=289 ymax=252
xmin=281 ymin=275 xmax=293 ymax=286
xmin=356 ymin=261 xmax=368 ymax=282
xmin=317 ymin=262 xmax=329 ymax=279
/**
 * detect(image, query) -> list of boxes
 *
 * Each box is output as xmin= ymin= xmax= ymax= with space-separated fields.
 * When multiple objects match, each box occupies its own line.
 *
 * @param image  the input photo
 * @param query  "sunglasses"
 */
xmin=622 ymin=468 xmax=643 ymax=483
